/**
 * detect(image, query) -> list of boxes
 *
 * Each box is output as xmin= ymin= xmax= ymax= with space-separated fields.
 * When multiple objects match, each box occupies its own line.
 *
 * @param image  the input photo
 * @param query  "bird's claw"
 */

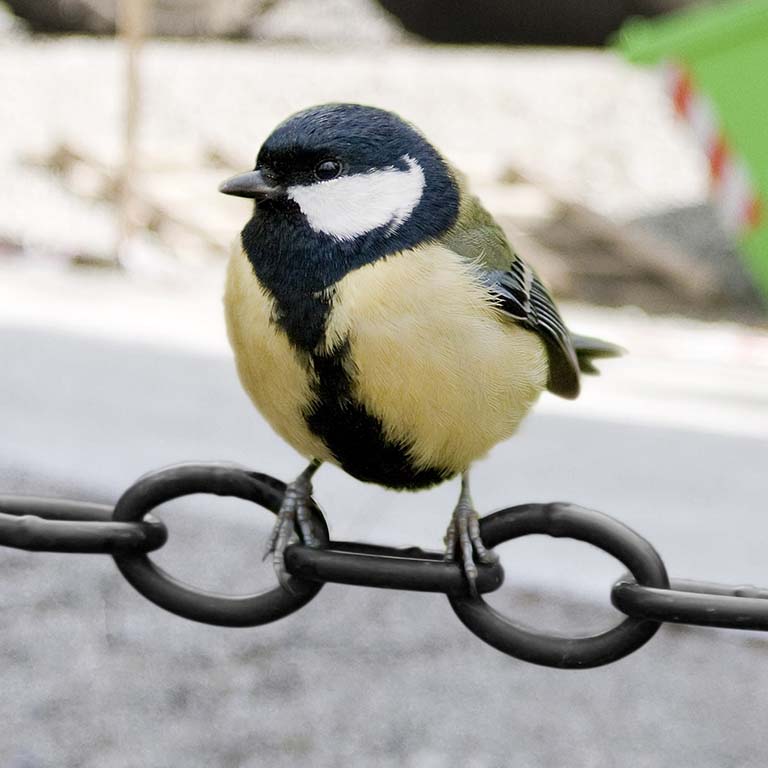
xmin=444 ymin=503 xmax=497 ymax=597
xmin=264 ymin=474 xmax=320 ymax=593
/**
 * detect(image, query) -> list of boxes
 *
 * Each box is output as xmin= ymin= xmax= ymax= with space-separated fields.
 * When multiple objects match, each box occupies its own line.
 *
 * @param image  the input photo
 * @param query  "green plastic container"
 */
xmin=617 ymin=0 xmax=768 ymax=299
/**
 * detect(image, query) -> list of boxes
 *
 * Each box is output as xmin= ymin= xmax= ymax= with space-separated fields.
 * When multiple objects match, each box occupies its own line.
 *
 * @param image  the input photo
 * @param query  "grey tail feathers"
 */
xmin=570 ymin=333 xmax=625 ymax=376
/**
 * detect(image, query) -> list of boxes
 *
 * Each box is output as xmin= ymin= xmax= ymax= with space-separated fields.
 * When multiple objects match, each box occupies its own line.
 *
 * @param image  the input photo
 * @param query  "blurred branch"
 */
xmin=26 ymin=144 xmax=228 ymax=262
xmin=115 ymin=0 xmax=150 ymax=266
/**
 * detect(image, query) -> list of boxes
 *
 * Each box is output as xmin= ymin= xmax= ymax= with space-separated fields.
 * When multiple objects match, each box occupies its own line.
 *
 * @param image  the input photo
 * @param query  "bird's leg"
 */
xmin=444 ymin=470 xmax=498 ymax=597
xmin=265 ymin=459 xmax=322 ymax=590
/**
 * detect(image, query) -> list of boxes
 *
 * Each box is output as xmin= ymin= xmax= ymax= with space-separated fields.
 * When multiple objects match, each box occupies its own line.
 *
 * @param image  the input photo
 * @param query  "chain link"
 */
xmin=1 ymin=462 xmax=767 ymax=668
xmin=0 ymin=496 xmax=166 ymax=553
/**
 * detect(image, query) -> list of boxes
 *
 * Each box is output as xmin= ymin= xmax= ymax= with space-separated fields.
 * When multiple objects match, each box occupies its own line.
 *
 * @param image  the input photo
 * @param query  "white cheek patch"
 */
xmin=287 ymin=155 xmax=426 ymax=241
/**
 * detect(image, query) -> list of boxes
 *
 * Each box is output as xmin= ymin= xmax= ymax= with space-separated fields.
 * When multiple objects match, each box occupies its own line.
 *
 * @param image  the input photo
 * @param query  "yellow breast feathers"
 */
xmin=323 ymin=243 xmax=549 ymax=474
xmin=224 ymin=247 xmax=334 ymax=462
xmin=225 ymin=243 xmax=548 ymax=476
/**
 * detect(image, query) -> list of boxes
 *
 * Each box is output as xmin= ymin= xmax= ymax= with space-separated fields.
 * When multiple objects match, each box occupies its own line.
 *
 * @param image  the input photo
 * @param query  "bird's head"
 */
xmin=219 ymin=103 xmax=460 ymax=250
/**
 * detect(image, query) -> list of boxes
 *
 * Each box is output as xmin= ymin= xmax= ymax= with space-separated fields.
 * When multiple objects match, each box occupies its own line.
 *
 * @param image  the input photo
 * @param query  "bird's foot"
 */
xmin=444 ymin=500 xmax=498 ymax=598
xmin=264 ymin=465 xmax=321 ymax=592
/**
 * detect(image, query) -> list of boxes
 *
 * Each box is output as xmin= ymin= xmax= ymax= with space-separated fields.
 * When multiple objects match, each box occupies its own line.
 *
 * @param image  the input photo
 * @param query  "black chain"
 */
xmin=2 ymin=462 xmax=767 ymax=669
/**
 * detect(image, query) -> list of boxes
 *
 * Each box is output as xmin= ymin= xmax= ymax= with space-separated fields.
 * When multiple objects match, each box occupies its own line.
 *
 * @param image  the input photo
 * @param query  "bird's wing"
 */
xmin=441 ymin=191 xmax=581 ymax=399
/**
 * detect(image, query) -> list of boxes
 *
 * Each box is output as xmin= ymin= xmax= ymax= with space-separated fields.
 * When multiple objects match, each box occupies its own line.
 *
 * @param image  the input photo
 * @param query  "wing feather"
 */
xmin=485 ymin=265 xmax=581 ymax=398
xmin=441 ymin=190 xmax=581 ymax=399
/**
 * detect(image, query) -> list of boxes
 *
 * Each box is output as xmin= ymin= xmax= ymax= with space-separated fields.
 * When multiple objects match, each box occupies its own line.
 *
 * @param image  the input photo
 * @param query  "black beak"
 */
xmin=218 ymin=169 xmax=282 ymax=200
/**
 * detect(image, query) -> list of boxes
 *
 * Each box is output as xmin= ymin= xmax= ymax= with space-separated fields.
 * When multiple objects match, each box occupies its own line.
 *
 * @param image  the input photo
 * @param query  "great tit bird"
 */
xmin=220 ymin=103 xmax=620 ymax=594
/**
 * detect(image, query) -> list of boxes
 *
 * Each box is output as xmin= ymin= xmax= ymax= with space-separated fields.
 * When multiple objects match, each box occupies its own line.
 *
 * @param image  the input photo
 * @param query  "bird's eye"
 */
xmin=314 ymin=159 xmax=342 ymax=181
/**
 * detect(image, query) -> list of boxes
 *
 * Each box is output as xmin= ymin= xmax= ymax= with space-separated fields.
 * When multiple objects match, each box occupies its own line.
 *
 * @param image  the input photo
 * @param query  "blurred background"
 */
xmin=2 ymin=1 xmax=768 ymax=766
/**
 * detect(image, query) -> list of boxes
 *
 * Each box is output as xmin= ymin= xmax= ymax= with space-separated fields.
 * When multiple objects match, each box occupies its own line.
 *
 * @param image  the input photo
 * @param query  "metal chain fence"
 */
xmin=2 ymin=462 xmax=767 ymax=669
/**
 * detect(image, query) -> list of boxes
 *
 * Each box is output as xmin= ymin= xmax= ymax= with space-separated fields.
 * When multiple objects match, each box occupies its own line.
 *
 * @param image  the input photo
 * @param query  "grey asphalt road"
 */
xmin=2 ymin=326 xmax=768 ymax=768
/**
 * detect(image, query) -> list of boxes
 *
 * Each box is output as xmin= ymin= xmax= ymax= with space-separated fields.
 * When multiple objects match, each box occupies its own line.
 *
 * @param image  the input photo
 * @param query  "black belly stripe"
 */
xmin=242 ymin=226 xmax=453 ymax=490
xmin=305 ymin=341 xmax=454 ymax=490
